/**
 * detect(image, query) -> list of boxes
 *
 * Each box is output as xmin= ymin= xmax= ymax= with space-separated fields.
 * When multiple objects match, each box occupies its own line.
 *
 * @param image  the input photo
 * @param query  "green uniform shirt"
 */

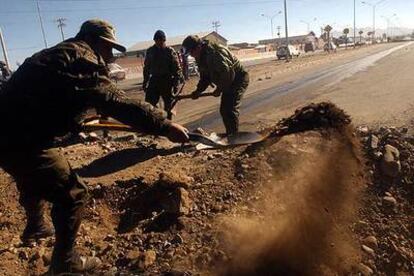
xmin=0 ymin=38 xmax=170 ymax=149
xmin=196 ymin=40 xmax=244 ymax=93
xmin=143 ymin=45 xmax=183 ymax=84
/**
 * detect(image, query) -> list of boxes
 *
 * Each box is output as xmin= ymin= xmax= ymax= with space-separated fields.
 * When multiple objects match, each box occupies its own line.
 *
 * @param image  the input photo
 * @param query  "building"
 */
xmin=125 ymin=31 xmax=228 ymax=57
xmin=115 ymin=31 xmax=228 ymax=79
xmin=258 ymin=33 xmax=319 ymax=50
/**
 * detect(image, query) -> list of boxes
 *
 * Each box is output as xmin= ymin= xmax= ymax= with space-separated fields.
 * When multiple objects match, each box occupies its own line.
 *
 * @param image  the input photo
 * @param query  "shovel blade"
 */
xmin=192 ymin=131 xmax=265 ymax=150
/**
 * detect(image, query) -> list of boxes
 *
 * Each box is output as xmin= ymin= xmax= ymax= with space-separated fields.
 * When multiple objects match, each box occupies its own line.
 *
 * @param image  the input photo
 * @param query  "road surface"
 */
xmin=178 ymin=42 xmax=414 ymax=133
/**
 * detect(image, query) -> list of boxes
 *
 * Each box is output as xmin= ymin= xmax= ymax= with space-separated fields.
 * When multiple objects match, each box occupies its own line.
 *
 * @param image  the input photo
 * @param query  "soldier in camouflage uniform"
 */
xmin=182 ymin=35 xmax=249 ymax=136
xmin=143 ymin=30 xmax=184 ymax=119
xmin=0 ymin=19 xmax=189 ymax=275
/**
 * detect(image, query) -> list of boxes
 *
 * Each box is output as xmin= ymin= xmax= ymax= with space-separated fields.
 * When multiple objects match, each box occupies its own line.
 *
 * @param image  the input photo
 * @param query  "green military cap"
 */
xmin=78 ymin=19 xmax=126 ymax=52
xmin=182 ymin=35 xmax=201 ymax=55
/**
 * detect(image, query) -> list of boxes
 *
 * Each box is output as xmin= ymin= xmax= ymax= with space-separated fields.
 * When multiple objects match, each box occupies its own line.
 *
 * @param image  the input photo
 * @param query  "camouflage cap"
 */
xmin=182 ymin=35 xmax=201 ymax=55
xmin=78 ymin=19 xmax=126 ymax=53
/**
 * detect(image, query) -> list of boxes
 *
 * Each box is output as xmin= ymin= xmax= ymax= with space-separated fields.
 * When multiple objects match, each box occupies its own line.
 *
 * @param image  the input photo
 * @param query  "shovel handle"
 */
xmin=175 ymin=92 xmax=216 ymax=100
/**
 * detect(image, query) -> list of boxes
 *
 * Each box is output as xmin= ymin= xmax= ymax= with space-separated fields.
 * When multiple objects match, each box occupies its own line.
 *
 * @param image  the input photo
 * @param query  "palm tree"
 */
xmin=324 ymin=25 xmax=333 ymax=52
xmin=359 ymin=30 xmax=364 ymax=44
xmin=367 ymin=31 xmax=374 ymax=43
xmin=343 ymin=28 xmax=350 ymax=49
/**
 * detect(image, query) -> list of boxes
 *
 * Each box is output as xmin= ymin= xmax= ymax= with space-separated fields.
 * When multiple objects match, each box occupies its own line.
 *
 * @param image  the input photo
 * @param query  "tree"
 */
xmin=367 ymin=31 xmax=374 ymax=43
xmin=343 ymin=28 xmax=350 ymax=49
xmin=359 ymin=30 xmax=364 ymax=43
xmin=324 ymin=25 xmax=333 ymax=52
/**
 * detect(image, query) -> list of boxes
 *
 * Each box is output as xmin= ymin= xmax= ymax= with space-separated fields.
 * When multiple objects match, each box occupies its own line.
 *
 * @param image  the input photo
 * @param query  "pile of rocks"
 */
xmin=355 ymin=126 xmax=414 ymax=275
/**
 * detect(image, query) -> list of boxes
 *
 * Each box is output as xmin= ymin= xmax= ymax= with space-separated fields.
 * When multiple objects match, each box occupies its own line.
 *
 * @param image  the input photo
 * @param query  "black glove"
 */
xmin=142 ymin=81 xmax=148 ymax=92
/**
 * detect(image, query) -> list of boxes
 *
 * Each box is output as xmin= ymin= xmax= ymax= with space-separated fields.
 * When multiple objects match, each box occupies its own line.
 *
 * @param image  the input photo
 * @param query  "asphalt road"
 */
xmin=182 ymin=42 xmax=413 ymax=133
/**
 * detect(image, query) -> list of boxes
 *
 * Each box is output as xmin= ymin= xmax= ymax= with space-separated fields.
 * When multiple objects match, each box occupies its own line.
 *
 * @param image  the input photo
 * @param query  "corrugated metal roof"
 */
xmin=127 ymin=31 xmax=213 ymax=52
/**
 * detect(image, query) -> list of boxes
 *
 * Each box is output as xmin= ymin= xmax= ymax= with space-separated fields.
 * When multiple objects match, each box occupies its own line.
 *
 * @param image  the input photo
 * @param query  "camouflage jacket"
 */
xmin=0 ymin=38 xmax=171 ymax=149
xmin=195 ymin=40 xmax=245 ymax=93
xmin=143 ymin=45 xmax=183 ymax=84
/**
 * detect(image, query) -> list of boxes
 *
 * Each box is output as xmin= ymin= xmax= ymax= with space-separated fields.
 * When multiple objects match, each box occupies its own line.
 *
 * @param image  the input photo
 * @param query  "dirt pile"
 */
xmin=268 ymin=102 xmax=351 ymax=137
xmin=212 ymin=103 xmax=364 ymax=276
xmin=355 ymin=126 xmax=414 ymax=275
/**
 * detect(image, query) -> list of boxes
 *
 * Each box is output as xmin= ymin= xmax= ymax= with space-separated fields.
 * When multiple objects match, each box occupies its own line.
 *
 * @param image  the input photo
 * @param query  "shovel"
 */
xmin=82 ymin=119 xmax=265 ymax=149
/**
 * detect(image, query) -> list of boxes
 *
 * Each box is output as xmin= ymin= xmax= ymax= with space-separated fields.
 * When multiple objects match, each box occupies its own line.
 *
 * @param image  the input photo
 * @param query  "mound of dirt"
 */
xmin=269 ymin=102 xmax=351 ymax=137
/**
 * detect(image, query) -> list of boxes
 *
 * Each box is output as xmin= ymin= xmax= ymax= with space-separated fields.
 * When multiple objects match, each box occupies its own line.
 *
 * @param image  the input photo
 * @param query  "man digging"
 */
xmin=182 ymin=35 xmax=249 ymax=136
xmin=0 ymin=19 xmax=189 ymax=275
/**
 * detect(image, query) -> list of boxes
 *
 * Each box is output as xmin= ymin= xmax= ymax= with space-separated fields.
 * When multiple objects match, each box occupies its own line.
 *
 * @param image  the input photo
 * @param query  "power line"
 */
xmin=0 ymin=0 xmax=302 ymax=14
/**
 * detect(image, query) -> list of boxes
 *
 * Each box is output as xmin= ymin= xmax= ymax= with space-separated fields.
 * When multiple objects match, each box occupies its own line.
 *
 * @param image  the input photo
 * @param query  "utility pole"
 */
xmin=277 ymin=26 xmax=281 ymax=39
xmin=55 ymin=18 xmax=67 ymax=41
xmin=284 ymin=0 xmax=289 ymax=45
xmin=354 ymin=0 xmax=356 ymax=46
xmin=212 ymin=21 xmax=221 ymax=33
xmin=362 ymin=0 xmax=387 ymax=40
xmin=261 ymin=11 xmax=282 ymax=38
xmin=381 ymin=14 xmax=397 ymax=39
xmin=36 ymin=0 xmax=48 ymax=48
xmin=0 ymin=26 xmax=10 ymax=68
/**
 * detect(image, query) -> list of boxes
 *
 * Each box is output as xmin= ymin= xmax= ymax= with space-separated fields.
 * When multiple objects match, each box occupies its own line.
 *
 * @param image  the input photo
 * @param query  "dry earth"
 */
xmin=1 ymin=43 xmax=414 ymax=276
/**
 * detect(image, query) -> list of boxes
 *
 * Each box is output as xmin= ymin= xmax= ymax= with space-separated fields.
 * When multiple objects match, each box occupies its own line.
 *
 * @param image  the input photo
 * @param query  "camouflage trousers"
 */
xmin=220 ymin=70 xmax=250 ymax=135
xmin=145 ymin=76 xmax=174 ymax=119
xmin=0 ymin=147 xmax=88 ymax=273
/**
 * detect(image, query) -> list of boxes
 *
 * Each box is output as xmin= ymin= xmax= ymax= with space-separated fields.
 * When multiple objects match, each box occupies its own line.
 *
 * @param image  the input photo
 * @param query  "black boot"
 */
xmin=21 ymin=200 xmax=54 ymax=245
xmin=48 ymin=250 xmax=101 ymax=275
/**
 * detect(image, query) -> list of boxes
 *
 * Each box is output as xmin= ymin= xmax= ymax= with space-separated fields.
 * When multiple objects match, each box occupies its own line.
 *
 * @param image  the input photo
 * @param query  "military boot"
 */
xmin=47 ymin=250 xmax=101 ymax=275
xmin=21 ymin=200 xmax=54 ymax=245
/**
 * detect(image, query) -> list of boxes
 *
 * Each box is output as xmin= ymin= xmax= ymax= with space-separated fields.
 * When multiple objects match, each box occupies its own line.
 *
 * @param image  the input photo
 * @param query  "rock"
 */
xmin=171 ymin=234 xmax=184 ymax=244
xmin=380 ymin=145 xmax=401 ymax=177
xmin=362 ymin=245 xmax=375 ymax=256
xmin=161 ymin=188 xmax=193 ymax=216
xmin=370 ymin=135 xmax=379 ymax=150
xmin=78 ymin=132 xmax=89 ymax=141
xmin=88 ymin=132 xmax=100 ymax=140
xmin=157 ymin=172 xmax=193 ymax=190
xmin=382 ymin=196 xmax=397 ymax=208
xmin=104 ymin=234 xmax=115 ymax=242
xmin=363 ymin=236 xmax=378 ymax=249
xmin=30 ymin=247 xmax=45 ymax=262
xmin=357 ymin=126 xmax=369 ymax=136
xmin=114 ymin=134 xmax=137 ymax=142
xmin=357 ymin=263 xmax=374 ymax=275
xmin=126 ymin=250 xmax=141 ymax=261
xmin=18 ymin=250 xmax=29 ymax=260
xmin=137 ymin=250 xmax=156 ymax=270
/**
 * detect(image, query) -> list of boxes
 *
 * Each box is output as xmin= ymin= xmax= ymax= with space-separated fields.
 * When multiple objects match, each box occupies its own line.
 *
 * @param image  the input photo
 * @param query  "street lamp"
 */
xmin=381 ymin=14 xmax=397 ymax=38
xmin=361 ymin=0 xmax=387 ymax=40
xmin=261 ymin=11 xmax=282 ymax=38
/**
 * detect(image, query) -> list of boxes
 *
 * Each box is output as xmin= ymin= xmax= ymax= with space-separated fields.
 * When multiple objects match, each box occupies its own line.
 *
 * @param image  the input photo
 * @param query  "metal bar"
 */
xmin=0 ymin=27 xmax=10 ymax=68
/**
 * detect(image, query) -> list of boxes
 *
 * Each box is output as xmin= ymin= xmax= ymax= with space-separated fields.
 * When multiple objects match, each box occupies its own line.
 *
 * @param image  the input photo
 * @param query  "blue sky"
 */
xmin=1 ymin=0 xmax=413 ymax=68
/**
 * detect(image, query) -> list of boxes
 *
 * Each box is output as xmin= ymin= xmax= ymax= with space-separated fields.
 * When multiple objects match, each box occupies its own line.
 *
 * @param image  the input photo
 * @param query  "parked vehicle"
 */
xmin=277 ymin=45 xmax=300 ymax=60
xmin=108 ymin=63 xmax=126 ymax=81
xmin=324 ymin=42 xmax=337 ymax=52
xmin=187 ymin=56 xmax=199 ymax=77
